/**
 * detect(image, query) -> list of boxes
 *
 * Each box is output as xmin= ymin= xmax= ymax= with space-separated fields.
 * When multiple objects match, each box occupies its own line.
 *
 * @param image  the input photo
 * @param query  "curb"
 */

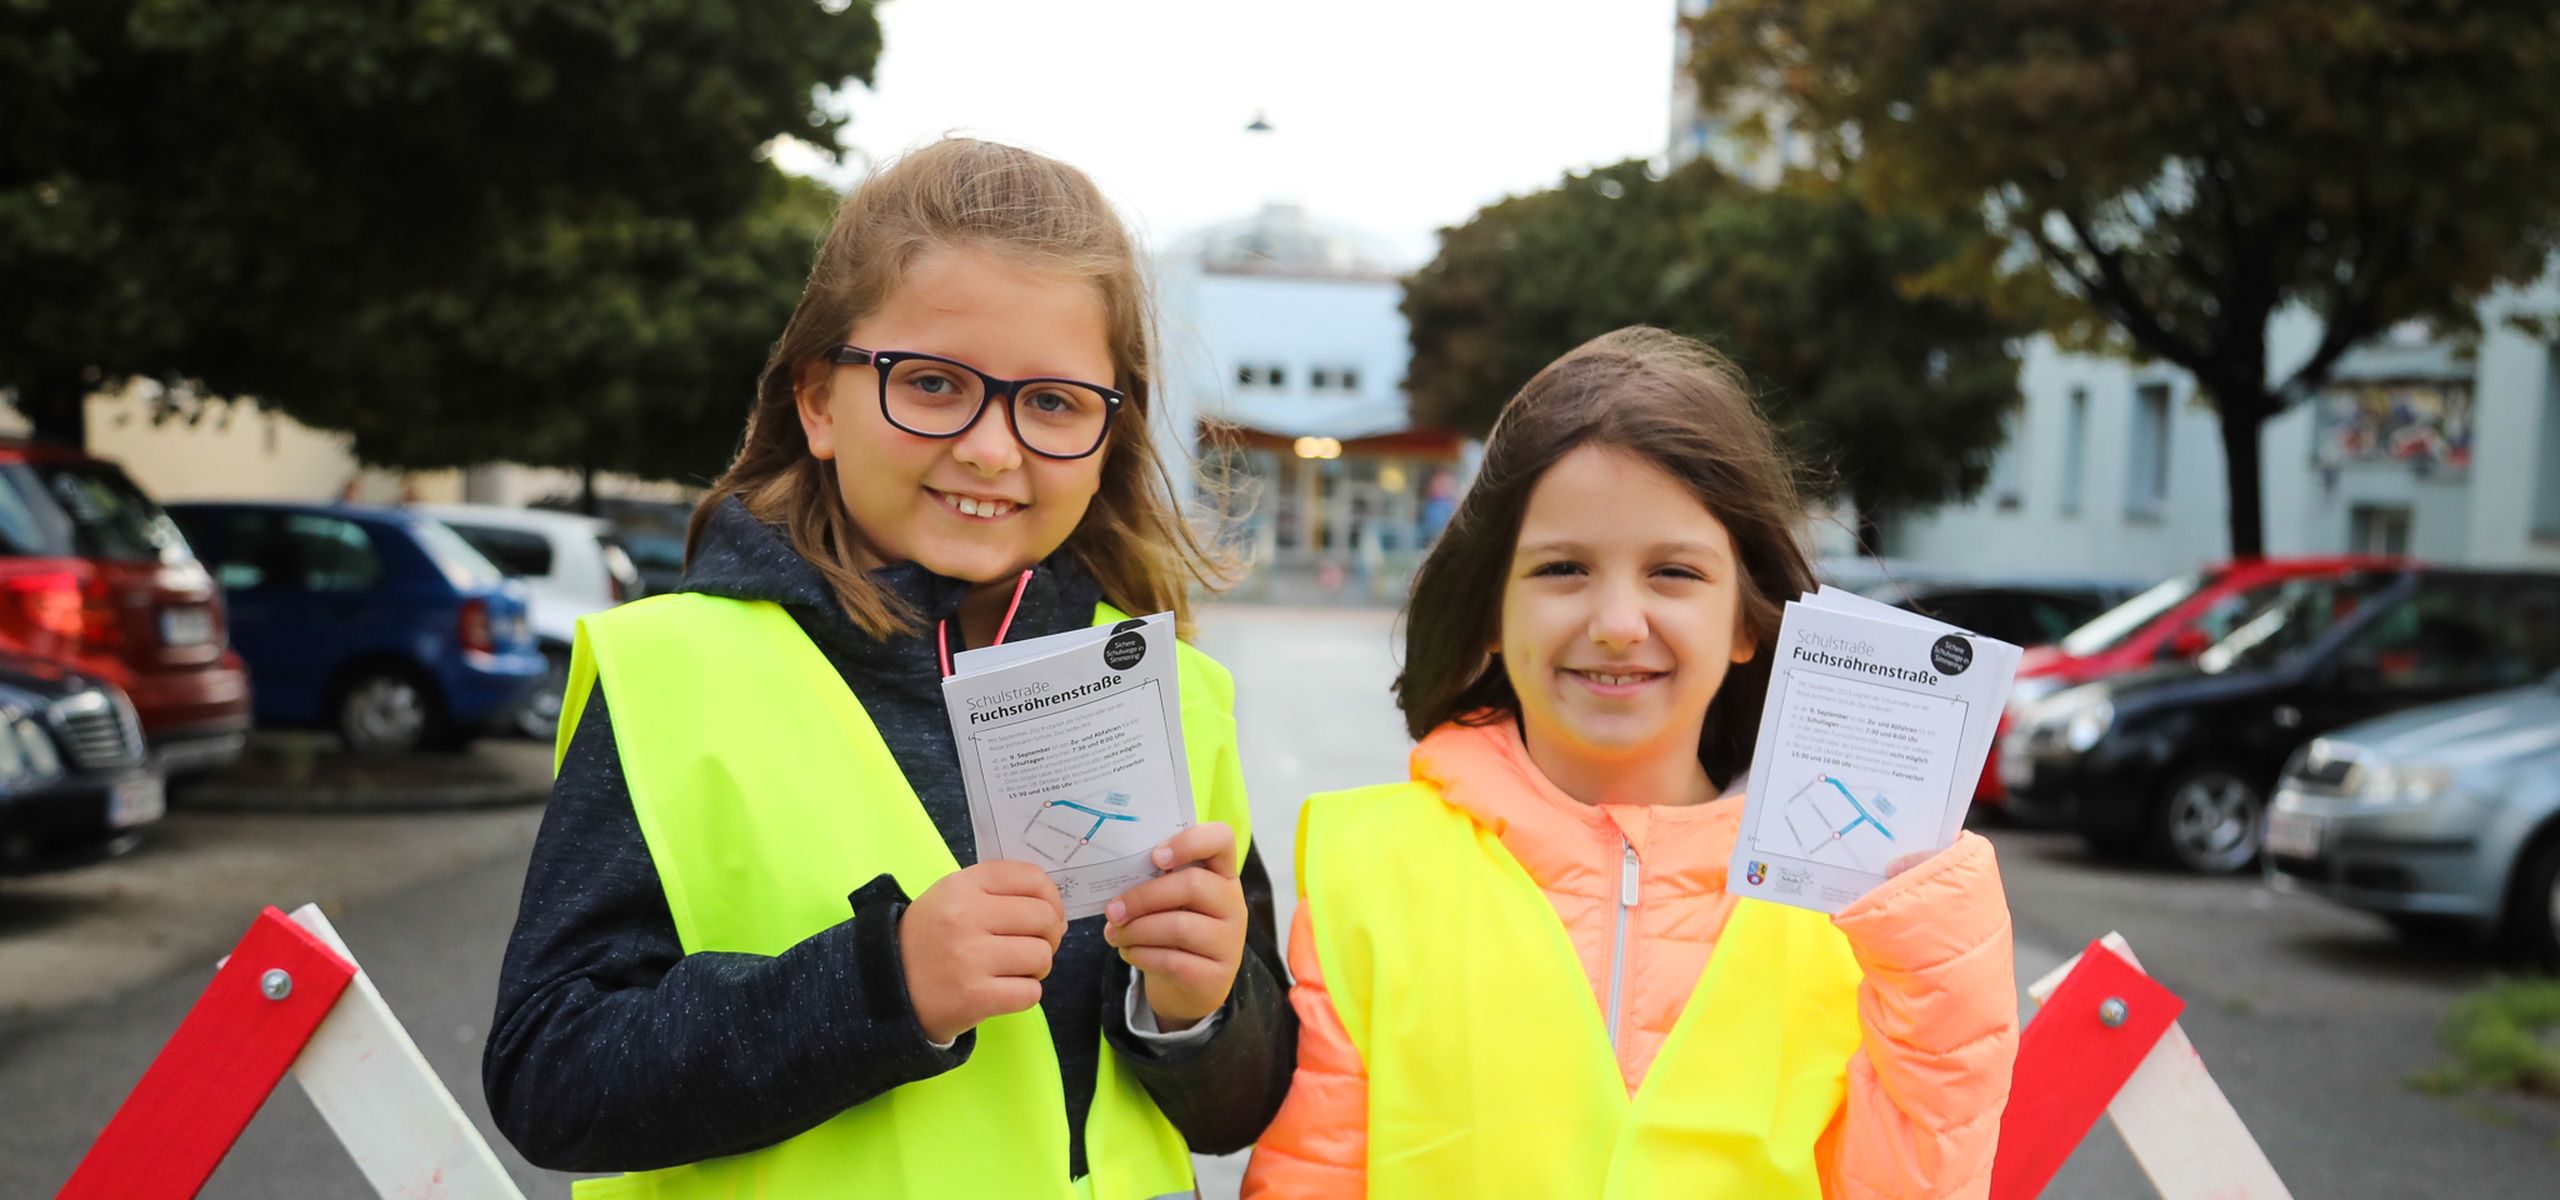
xmin=172 ymin=738 xmax=554 ymax=814
xmin=176 ymin=776 xmax=550 ymax=814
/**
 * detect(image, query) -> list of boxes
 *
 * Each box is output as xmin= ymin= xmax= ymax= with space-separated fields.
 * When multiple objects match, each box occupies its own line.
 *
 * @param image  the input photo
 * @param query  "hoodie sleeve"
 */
xmin=480 ymin=684 xmax=968 ymax=1172
xmin=1242 ymin=900 xmax=1369 ymax=1198
xmin=1818 ymin=831 xmax=2019 ymax=1200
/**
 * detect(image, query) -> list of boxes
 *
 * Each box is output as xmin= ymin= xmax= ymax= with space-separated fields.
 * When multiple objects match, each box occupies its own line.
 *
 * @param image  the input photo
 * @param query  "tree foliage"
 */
xmin=1403 ymin=159 xmax=2030 ymax=531
xmin=1688 ymin=0 xmax=2560 ymax=555
xmin=0 ymin=0 xmax=877 ymax=478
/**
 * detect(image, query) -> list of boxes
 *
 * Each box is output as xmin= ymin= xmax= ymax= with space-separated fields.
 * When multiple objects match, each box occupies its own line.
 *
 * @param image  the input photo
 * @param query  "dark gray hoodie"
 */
xmin=482 ymin=497 xmax=1295 ymax=1176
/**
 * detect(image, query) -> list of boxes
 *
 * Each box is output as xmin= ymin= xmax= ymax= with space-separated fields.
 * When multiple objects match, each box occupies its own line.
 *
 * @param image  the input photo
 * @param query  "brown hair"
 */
xmin=1394 ymin=327 xmax=1816 ymax=789
xmin=691 ymin=137 xmax=1228 ymax=637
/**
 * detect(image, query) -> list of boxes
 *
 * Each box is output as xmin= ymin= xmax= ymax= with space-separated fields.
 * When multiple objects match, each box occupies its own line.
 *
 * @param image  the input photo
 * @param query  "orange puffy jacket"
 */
xmin=1244 ymin=720 xmax=2019 ymax=1199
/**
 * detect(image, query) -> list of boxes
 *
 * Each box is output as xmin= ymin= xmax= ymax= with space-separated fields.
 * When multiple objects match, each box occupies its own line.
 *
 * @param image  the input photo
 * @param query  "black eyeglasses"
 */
xmin=825 ymin=345 xmax=1125 ymax=461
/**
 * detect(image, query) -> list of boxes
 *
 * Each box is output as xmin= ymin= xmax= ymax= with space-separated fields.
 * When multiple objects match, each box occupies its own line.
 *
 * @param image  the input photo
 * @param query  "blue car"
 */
xmin=163 ymin=503 xmax=545 ymax=753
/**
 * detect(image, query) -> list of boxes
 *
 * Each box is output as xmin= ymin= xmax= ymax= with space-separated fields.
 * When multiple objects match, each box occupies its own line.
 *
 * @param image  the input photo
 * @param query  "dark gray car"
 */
xmin=0 ymin=655 xmax=162 ymax=871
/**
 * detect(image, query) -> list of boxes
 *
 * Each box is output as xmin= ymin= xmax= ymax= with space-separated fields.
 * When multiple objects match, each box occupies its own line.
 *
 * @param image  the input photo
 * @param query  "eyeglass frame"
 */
xmin=824 ymin=344 xmax=1126 ymax=461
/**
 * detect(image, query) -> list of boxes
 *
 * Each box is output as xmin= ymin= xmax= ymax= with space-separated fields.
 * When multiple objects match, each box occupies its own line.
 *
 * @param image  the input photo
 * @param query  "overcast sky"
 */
xmin=777 ymin=0 xmax=1681 ymax=266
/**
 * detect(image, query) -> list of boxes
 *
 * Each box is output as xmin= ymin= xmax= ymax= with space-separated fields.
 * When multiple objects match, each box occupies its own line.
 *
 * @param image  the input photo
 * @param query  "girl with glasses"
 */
xmin=485 ymin=138 xmax=1294 ymax=1199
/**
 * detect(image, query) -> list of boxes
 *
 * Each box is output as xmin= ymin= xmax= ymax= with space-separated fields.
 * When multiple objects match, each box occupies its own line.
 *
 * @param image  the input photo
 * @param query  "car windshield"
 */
xmin=2197 ymin=574 xmax=2398 ymax=675
xmin=0 ymin=462 xmax=191 ymax=562
xmin=411 ymin=519 xmax=508 ymax=591
xmin=2058 ymin=571 xmax=2209 ymax=657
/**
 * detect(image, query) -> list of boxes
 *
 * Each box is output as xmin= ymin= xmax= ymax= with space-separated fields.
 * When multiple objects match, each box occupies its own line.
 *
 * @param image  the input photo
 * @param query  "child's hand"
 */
xmin=899 ymin=861 xmax=1067 ymax=1045
xmin=1886 ymin=850 xmax=1939 ymax=878
xmin=1103 ymin=823 xmax=1247 ymax=1033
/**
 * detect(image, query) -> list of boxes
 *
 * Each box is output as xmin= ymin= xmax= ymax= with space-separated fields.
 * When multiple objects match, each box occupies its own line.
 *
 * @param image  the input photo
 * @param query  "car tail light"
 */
xmin=459 ymin=598 xmax=495 ymax=655
xmin=608 ymin=573 xmax=625 ymax=604
xmin=1 ymin=570 xmax=123 ymax=654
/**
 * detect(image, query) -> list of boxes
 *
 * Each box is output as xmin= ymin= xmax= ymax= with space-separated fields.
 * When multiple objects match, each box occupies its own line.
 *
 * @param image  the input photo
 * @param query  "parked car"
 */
xmin=0 ymin=441 xmax=251 ymax=775
xmin=412 ymin=503 xmax=644 ymax=738
xmin=1974 ymin=555 xmax=2407 ymax=811
xmin=1860 ymin=578 xmax=2144 ymax=652
xmin=2265 ymin=672 xmax=2560 ymax=965
xmin=163 ymin=503 xmax=545 ymax=753
xmin=2003 ymin=566 xmax=2560 ymax=873
xmin=0 ymin=653 xmax=165 ymax=872
xmin=531 ymin=495 xmax=696 ymax=596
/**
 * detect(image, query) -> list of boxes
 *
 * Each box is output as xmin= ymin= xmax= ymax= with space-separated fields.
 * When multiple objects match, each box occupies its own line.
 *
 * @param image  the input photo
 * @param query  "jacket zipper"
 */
xmin=1608 ymin=838 xmax=1638 ymax=1052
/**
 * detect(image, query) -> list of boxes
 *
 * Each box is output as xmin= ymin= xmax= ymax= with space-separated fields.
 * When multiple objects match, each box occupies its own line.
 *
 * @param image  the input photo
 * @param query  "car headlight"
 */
xmin=2357 ymin=762 xmax=2456 ymax=807
xmin=2063 ymin=700 xmax=2115 ymax=754
xmin=2009 ymin=675 xmax=2068 ymax=715
xmin=13 ymin=716 xmax=60 ymax=781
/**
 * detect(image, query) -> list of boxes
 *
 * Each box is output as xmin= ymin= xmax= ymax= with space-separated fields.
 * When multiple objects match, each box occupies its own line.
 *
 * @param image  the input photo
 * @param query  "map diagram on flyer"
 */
xmin=1021 ymin=790 xmax=1148 ymax=866
xmin=1767 ymin=773 xmax=1901 ymax=874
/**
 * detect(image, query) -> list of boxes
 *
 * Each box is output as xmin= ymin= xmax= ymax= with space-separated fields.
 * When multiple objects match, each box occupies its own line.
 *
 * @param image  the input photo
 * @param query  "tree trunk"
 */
xmin=2214 ymin=393 xmax=2270 ymax=559
xmin=17 ymin=372 xmax=90 ymax=450
xmin=579 ymin=459 xmax=600 ymax=517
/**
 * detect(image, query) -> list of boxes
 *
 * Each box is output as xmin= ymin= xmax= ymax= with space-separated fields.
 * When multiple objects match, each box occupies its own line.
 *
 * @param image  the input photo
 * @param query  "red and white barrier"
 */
xmin=59 ymin=903 xmax=524 ymax=1200
xmin=1992 ymin=932 xmax=2292 ymax=1200
xmin=64 ymin=908 xmax=2279 ymax=1198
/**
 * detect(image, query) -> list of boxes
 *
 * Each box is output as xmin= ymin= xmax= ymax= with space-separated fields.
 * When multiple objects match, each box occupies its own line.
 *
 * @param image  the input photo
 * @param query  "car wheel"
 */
xmin=336 ymin=668 xmax=444 ymax=754
xmin=2505 ymin=832 xmax=2560 ymax=970
xmin=2153 ymin=765 xmax=2266 ymax=875
xmin=514 ymin=648 xmax=570 ymax=741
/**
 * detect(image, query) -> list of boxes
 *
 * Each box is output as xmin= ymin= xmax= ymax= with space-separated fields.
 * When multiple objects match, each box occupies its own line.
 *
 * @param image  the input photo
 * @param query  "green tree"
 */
xmin=1689 ymin=0 xmax=2560 ymax=556
xmin=1403 ymin=159 xmax=2029 ymax=545
xmin=0 ymin=0 xmax=877 ymax=470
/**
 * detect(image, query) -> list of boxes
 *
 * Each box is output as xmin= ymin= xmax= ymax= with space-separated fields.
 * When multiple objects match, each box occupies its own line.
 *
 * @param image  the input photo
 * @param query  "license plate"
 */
xmin=160 ymin=606 xmax=214 ymax=646
xmin=2265 ymin=810 xmax=2327 ymax=860
xmin=109 ymin=774 xmax=166 ymax=829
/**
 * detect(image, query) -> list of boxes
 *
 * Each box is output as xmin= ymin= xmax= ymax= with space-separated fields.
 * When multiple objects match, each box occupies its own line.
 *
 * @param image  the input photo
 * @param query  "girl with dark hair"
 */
xmin=1246 ymin=327 xmax=2017 ymax=1198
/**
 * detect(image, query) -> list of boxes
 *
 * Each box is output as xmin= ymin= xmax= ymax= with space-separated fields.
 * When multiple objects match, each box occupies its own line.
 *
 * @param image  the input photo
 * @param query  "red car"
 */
xmin=1978 ymin=555 xmax=2407 ymax=808
xmin=0 ymin=442 xmax=251 ymax=774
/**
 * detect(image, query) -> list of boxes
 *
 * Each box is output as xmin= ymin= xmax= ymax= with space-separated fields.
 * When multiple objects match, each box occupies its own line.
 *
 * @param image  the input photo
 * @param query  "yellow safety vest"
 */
xmin=1298 ymin=782 xmax=1865 ymax=1198
xmin=557 ymin=593 xmax=1244 ymax=1200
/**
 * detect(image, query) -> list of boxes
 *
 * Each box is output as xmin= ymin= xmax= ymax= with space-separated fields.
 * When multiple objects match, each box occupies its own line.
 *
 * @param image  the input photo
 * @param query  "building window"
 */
xmin=1987 ymin=410 xmax=2025 ymax=511
xmin=2061 ymin=387 xmax=2089 ymax=517
xmin=2127 ymin=382 xmax=2172 ymax=517
xmin=1310 ymin=369 xmax=1332 ymax=391
xmin=1234 ymin=364 xmax=1288 ymax=390
xmin=2537 ymin=350 xmax=2560 ymax=539
xmin=1340 ymin=368 xmax=1361 ymax=392
xmin=2350 ymin=503 xmax=2414 ymax=556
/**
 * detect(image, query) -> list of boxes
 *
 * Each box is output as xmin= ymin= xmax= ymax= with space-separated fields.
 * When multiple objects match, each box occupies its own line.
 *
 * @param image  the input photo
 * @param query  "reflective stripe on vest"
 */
xmin=1298 ymin=782 xmax=1864 ymax=1199
xmin=555 ymin=593 xmax=1245 ymax=1200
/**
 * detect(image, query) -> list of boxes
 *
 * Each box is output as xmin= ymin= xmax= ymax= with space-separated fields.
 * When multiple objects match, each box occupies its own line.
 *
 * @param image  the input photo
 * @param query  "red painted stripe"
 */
xmin=1989 ymin=942 xmax=2185 ymax=1200
xmin=60 ymin=906 xmax=357 ymax=1199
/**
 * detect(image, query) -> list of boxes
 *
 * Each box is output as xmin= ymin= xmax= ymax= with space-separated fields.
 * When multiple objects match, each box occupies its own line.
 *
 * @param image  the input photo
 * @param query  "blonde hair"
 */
xmin=692 ymin=138 xmax=1228 ymax=638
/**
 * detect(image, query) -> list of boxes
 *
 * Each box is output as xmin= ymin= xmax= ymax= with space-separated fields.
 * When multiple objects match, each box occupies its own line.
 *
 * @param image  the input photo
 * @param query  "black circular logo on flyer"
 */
xmin=1930 ymin=634 xmax=1975 ymax=676
xmin=1104 ymin=627 xmax=1147 ymax=671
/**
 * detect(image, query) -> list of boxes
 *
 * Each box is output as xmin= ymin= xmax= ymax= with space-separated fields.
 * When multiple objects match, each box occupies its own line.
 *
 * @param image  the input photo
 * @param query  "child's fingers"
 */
xmin=1105 ymin=863 xmax=1242 ymax=927
xmin=1102 ymin=908 xmax=1228 ymax=956
xmin=1116 ymin=944 xmax=1232 ymax=993
xmin=980 ymin=931 xmax=1062 ymax=980
xmin=980 ymin=894 xmax=1069 ymax=948
xmin=971 ymin=859 xmax=1066 ymax=907
xmin=1148 ymin=823 xmax=1238 ymax=879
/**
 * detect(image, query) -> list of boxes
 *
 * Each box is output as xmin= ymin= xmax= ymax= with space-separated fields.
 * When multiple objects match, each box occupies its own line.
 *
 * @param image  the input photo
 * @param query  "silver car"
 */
xmin=2265 ymin=671 xmax=2560 ymax=964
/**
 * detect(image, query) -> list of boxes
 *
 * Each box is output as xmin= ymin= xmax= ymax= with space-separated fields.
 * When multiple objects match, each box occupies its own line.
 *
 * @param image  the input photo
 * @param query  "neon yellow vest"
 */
xmin=556 ymin=593 xmax=1246 ymax=1200
xmin=1298 ymin=782 xmax=1865 ymax=1198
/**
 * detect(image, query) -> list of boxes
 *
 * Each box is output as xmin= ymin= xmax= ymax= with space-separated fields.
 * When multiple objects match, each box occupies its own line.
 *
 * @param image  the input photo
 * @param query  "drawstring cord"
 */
xmin=937 ymin=568 xmax=1036 ymax=678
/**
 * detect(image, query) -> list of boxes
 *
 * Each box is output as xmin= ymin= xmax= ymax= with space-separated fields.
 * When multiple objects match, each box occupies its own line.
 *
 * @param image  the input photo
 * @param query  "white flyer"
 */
xmin=1729 ymin=591 xmax=2021 ymax=914
xmin=940 ymin=613 xmax=1194 ymax=919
